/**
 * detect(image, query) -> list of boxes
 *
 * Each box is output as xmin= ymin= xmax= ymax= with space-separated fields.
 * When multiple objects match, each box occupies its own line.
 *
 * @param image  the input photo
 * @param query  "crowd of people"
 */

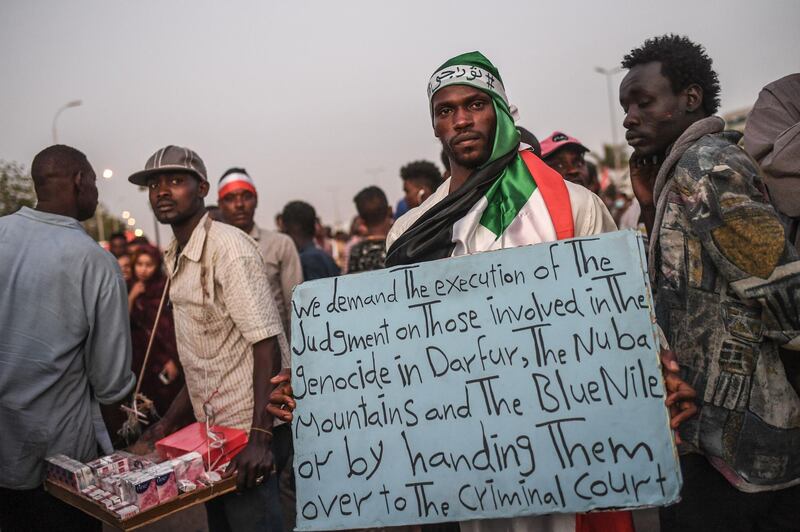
xmin=1 ymin=33 xmax=799 ymax=532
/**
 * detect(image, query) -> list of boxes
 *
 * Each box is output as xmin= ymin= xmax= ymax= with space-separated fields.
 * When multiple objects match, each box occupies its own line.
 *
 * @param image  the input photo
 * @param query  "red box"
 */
xmin=155 ymin=422 xmax=247 ymax=467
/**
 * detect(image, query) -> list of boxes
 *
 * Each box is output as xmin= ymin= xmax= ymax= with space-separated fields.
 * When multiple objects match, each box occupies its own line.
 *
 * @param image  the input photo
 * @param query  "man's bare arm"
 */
xmin=225 ymin=337 xmax=280 ymax=490
xmin=132 ymin=385 xmax=194 ymax=451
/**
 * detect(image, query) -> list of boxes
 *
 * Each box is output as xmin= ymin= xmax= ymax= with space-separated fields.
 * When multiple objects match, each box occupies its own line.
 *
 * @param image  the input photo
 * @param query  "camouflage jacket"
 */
xmin=654 ymin=129 xmax=800 ymax=491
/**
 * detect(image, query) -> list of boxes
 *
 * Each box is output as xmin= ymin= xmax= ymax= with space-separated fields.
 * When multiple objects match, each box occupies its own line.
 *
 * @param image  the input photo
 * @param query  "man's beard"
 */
xmin=442 ymin=132 xmax=494 ymax=170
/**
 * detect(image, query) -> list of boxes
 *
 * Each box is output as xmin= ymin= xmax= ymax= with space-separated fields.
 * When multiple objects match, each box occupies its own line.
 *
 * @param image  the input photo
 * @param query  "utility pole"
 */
xmin=594 ymin=67 xmax=623 ymax=169
xmin=52 ymin=100 xmax=82 ymax=144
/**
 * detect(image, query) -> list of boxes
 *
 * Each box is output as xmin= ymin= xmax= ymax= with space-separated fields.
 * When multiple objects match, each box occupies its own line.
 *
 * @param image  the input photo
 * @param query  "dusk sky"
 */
xmin=2 ymin=0 xmax=798 ymax=243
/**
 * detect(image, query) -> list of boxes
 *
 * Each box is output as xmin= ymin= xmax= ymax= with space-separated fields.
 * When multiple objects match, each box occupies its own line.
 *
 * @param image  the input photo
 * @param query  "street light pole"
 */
xmin=93 ymin=169 xmax=114 ymax=243
xmin=152 ymin=212 xmax=161 ymax=249
xmin=52 ymin=100 xmax=83 ymax=144
xmin=594 ymin=67 xmax=623 ymax=169
xmin=95 ymin=205 xmax=106 ymax=242
xmin=136 ymin=185 xmax=162 ymax=249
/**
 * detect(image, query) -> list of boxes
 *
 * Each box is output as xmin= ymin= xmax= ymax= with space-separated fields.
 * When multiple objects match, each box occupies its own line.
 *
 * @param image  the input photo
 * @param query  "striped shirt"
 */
xmin=164 ymin=214 xmax=289 ymax=432
xmin=248 ymin=225 xmax=303 ymax=341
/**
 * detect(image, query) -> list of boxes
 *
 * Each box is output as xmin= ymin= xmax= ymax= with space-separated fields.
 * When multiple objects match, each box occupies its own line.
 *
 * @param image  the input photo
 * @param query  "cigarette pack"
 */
xmin=186 ymin=452 xmax=205 ymax=479
xmin=130 ymin=456 xmax=155 ymax=470
xmin=86 ymin=457 xmax=115 ymax=479
xmin=169 ymin=452 xmax=205 ymax=483
xmin=105 ymin=452 xmax=131 ymax=474
xmin=89 ymin=489 xmax=109 ymax=501
xmin=152 ymin=465 xmax=178 ymax=503
xmin=99 ymin=498 xmax=115 ymax=509
xmin=44 ymin=455 xmax=95 ymax=492
xmin=111 ymin=450 xmax=152 ymax=472
xmin=109 ymin=501 xmax=129 ymax=512
xmin=177 ymin=480 xmax=196 ymax=493
xmin=128 ymin=473 xmax=160 ymax=511
xmin=114 ymin=505 xmax=139 ymax=519
xmin=101 ymin=473 xmax=126 ymax=497
xmin=118 ymin=473 xmax=138 ymax=504
xmin=198 ymin=470 xmax=221 ymax=487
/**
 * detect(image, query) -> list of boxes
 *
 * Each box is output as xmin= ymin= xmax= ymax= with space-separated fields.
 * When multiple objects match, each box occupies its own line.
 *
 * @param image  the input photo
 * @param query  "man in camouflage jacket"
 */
xmin=620 ymin=35 xmax=800 ymax=532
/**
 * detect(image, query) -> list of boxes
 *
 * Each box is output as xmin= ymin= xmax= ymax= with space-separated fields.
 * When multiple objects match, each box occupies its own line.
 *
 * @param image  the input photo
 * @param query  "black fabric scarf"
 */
xmin=385 ymin=147 xmax=518 ymax=267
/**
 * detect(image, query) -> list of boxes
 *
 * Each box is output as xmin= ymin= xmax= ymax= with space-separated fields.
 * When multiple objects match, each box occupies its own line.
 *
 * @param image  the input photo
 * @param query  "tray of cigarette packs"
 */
xmin=44 ymin=451 xmax=236 ymax=531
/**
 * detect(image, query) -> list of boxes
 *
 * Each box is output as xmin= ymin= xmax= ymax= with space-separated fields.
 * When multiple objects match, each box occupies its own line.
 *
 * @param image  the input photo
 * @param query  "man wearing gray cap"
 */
xmin=130 ymin=145 xmax=287 ymax=532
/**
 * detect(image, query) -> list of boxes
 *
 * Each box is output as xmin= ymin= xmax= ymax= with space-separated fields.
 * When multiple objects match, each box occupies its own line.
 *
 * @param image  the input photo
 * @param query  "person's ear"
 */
xmin=198 ymin=179 xmax=210 ymax=198
xmin=685 ymin=84 xmax=703 ymax=114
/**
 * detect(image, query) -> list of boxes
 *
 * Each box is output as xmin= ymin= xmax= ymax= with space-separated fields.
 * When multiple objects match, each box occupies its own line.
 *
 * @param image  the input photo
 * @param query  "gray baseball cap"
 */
xmin=128 ymin=145 xmax=208 ymax=186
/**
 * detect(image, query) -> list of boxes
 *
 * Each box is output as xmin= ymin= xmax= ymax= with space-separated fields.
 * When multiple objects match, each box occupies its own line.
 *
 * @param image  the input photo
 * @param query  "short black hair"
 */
xmin=353 ymin=186 xmax=389 ymax=226
xmin=517 ymin=127 xmax=542 ymax=157
xmin=109 ymin=232 xmax=127 ymax=242
xmin=30 ymin=145 xmax=88 ymax=188
xmin=400 ymin=160 xmax=441 ymax=191
xmin=622 ymin=34 xmax=720 ymax=116
xmin=282 ymin=201 xmax=317 ymax=238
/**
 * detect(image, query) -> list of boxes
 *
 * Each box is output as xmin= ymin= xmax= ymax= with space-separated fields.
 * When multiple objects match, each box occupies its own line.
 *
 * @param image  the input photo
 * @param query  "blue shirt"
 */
xmin=395 ymin=198 xmax=409 ymax=219
xmin=298 ymin=242 xmax=340 ymax=281
xmin=0 ymin=207 xmax=135 ymax=489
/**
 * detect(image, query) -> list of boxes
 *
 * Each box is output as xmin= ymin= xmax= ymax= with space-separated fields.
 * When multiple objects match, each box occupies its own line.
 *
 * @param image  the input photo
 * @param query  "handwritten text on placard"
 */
xmin=291 ymin=231 xmax=681 ymax=530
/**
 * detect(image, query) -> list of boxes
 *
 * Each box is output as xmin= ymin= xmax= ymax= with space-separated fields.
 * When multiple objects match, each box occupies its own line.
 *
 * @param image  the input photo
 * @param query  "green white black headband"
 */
xmin=427 ymin=64 xmax=510 ymax=106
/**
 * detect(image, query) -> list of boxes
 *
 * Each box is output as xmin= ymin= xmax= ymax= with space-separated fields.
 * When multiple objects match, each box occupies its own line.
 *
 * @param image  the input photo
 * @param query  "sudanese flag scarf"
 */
xmin=385 ymin=51 xmax=574 ymax=267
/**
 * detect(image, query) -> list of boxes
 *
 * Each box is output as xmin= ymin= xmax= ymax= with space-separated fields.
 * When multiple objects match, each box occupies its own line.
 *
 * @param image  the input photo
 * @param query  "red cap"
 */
xmin=540 ymin=131 xmax=588 ymax=158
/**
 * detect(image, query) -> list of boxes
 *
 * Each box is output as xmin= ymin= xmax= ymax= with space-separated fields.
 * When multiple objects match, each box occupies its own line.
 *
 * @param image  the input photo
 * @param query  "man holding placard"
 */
xmin=385 ymin=50 xmax=629 ymax=532
xmin=272 ymin=52 xmax=698 ymax=532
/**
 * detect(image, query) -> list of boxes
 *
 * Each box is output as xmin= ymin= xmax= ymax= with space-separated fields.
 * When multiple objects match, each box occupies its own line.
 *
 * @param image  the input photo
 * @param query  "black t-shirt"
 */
xmin=347 ymin=238 xmax=387 ymax=273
